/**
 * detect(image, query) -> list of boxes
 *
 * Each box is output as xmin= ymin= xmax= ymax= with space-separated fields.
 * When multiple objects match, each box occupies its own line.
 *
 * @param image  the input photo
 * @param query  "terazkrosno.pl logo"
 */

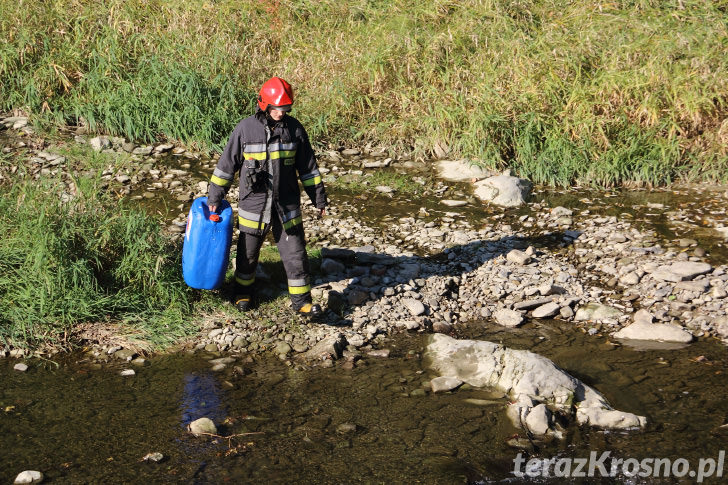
xmin=513 ymin=451 xmax=725 ymax=483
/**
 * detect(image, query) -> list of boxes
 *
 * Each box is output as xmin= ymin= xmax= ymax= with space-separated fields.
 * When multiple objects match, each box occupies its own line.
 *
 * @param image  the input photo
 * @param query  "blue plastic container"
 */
xmin=182 ymin=197 xmax=233 ymax=290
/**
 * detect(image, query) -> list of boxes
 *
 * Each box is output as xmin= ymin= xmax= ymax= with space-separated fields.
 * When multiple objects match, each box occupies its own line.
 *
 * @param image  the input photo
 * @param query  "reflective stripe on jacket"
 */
xmin=208 ymin=110 xmax=327 ymax=235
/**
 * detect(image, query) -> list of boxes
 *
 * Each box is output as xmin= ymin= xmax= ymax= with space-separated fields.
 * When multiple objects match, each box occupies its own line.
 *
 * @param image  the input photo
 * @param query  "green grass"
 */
xmin=0 ymin=178 xmax=195 ymax=349
xmin=1 ymin=0 xmax=727 ymax=184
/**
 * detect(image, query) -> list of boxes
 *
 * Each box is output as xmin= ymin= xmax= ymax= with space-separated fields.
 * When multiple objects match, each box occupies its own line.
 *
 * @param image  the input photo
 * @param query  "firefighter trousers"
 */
xmin=233 ymin=214 xmax=312 ymax=309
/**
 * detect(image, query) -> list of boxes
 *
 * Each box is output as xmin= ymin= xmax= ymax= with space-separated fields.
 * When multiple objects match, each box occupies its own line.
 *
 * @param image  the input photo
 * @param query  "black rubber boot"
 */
xmin=295 ymin=303 xmax=323 ymax=318
xmin=234 ymin=294 xmax=253 ymax=312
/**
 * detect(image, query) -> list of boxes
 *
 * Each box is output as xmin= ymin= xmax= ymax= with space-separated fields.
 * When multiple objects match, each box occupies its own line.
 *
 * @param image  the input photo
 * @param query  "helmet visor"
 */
xmin=270 ymin=104 xmax=292 ymax=112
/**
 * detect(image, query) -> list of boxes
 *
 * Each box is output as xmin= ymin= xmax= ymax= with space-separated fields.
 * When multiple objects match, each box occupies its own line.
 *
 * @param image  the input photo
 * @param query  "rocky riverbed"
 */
xmin=2 ymin=114 xmax=728 ymax=365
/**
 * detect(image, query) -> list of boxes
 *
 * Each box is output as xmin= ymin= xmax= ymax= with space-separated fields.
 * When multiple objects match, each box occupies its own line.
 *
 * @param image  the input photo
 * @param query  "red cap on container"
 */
xmin=209 ymin=214 xmax=220 ymax=222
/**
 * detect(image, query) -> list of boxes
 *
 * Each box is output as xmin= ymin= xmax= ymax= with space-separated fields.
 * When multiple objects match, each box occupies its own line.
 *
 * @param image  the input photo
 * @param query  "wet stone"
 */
xmin=189 ymin=417 xmax=217 ymax=437
xmin=13 ymin=470 xmax=43 ymax=484
xmin=141 ymin=452 xmax=164 ymax=463
xmin=431 ymin=376 xmax=463 ymax=393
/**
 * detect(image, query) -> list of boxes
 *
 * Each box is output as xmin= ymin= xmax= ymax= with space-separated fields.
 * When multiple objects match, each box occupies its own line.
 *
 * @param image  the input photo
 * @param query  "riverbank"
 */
xmin=2 ymin=0 xmax=727 ymax=185
xmin=2 ymin=115 xmax=728 ymax=364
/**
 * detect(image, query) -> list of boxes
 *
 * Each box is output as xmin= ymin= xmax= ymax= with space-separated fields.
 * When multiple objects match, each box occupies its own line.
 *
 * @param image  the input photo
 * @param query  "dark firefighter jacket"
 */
xmin=208 ymin=110 xmax=327 ymax=235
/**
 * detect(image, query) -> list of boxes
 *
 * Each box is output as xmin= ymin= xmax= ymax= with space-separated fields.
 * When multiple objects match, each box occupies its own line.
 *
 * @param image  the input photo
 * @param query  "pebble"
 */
xmin=120 ymin=369 xmax=136 ymax=376
xmin=189 ymin=417 xmax=217 ymax=436
xmin=141 ymin=452 xmax=164 ymax=462
xmin=13 ymin=471 xmax=43 ymax=484
xmin=14 ymin=363 xmax=28 ymax=372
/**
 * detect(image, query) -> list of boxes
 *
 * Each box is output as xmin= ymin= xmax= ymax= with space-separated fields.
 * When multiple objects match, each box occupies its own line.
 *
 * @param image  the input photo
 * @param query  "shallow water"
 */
xmin=2 ymin=321 xmax=727 ymax=483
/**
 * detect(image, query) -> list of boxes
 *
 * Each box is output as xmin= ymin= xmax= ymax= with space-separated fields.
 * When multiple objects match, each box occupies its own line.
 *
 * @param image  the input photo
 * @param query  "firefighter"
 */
xmin=207 ymin=76 xmax=326 ymax=317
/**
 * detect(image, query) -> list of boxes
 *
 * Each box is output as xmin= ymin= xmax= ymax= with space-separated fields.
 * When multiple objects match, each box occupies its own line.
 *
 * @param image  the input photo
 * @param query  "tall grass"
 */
xmin=1 ymin=0 xmax=726 ymax=185
xmin=0 ymin=178 xmax=195 ymax=349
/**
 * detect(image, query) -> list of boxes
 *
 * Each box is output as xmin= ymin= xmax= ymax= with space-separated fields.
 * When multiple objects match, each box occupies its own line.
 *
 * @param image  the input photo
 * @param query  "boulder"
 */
xmin=436 ymin=160 xmax=494 ymax=182
xmin=321 ymin=258 xmax=346 ymax=275
xmin=473 ymin=175 xmax=532 ymax=207
xmin=613 ymin=322 xmax=693 ymax=344
xmin=424 ymin=334 xmax=646 ymax=433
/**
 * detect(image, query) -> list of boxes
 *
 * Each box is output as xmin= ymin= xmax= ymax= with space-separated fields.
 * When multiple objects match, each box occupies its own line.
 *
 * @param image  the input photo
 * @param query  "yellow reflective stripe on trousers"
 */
xmin=282 ymin=216 xmax=302 ymax=230
xmin=302 ymin=176 xmax=322 ymax=187
xmin=210 ymin=175 xmax=232 ymax=187
xmin=288 ymin=284 xmax=311 ymax=295
xmin=235 ymin=275 xmax=255 ymax=286
xmin=239 ymin=216 xmax=266 ymax=230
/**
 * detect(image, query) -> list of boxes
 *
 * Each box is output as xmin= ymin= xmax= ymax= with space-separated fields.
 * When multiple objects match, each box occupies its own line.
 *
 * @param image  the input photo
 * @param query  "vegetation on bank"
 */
xmin=0 ymin=175 xmax=196 ymax=349
xmin=1 ymin=0 xmax=727 ymax=186
xmin=0 ymin=0 xmax=728 ymax=185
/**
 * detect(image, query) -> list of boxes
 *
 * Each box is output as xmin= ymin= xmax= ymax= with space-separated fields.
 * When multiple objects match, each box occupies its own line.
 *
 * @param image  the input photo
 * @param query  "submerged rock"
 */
xmin=430 ymin=376 xmax=463 ymax=393
xmin=424 ymin=334 xmax=646 ymax=435
xmin=189 ymin=417 xmax=217 ymax=437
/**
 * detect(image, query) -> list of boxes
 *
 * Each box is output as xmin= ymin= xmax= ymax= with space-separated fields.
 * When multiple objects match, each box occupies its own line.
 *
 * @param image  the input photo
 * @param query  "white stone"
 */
xmin=120 ymin=369 xmax=136 ymax=376
xmin=14 ymin=470 xmax=43 ymax=484
xmin=425 ymin=334 xmax=646 ymax=431
xmin=574 ymin=303 xmax=624 ymax=321
xmin=525 ymin=403 xmax=551 ymax=435
xmin=14 ymin=363 xmax=28 ymax=372
xmin=89 ymin=136 xmax=111 ymax=152
xmin=402 ymin=298 xmax=426 ymax=316
xmin=506 ymin=250 xmax=531 ymax=265
xmin=532 ymin=302 xmax=560 ymax=318
xmin=436 ymin=160 xmax=493 ymax=182
xmin=493 ymin=309 xmax=524 ymax=327
xmin=189 ymin=417 xmax=217 ymax=436
xmin=430 ymin=376 xmax=463 ymax=393
xmin=441 ymin=199 xmax=468 ymax=207
xmin=473 ymin=175 xmax=532 ymax=207
xmin=613 ymin=322 xmax=693 ymax=343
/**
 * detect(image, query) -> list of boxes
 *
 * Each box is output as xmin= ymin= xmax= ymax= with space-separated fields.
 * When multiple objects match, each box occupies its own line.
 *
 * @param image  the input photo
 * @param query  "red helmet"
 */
xmin=258 ymin=77 xmax=294 ymax=112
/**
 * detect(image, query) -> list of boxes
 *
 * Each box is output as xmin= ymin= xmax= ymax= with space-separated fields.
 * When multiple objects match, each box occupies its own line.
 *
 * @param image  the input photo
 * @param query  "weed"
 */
xmin=1 ymin=0 xmax=726 ymax=185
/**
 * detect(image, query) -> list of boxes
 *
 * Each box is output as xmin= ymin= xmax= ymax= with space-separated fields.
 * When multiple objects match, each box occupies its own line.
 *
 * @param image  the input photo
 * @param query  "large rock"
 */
xmin=574 ymin=303 xmax=624 ymax=321
xmin=424 ymin=334 xmax=646 ymax=433
xmin=473 ymin=175 xmax=532 ymax=207
xmin=613 ymin=310 xmax=693 ymax=344
xmin=300 ymin=334 xmax=348 ymax=361
xmin=651 ymin=262 xmax=712 ymax=282
xmin=532 ymin=302 xmax=560 ymax=319
xmin=320 ymin=258 xmax=346 ymax=275
xmin=436 ymin=160 xmax=494 ymax=182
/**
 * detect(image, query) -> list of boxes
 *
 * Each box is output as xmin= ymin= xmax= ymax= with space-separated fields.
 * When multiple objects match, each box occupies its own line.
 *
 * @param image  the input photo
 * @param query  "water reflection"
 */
xmin=180 ymin=371 xmax=228 ymax=428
